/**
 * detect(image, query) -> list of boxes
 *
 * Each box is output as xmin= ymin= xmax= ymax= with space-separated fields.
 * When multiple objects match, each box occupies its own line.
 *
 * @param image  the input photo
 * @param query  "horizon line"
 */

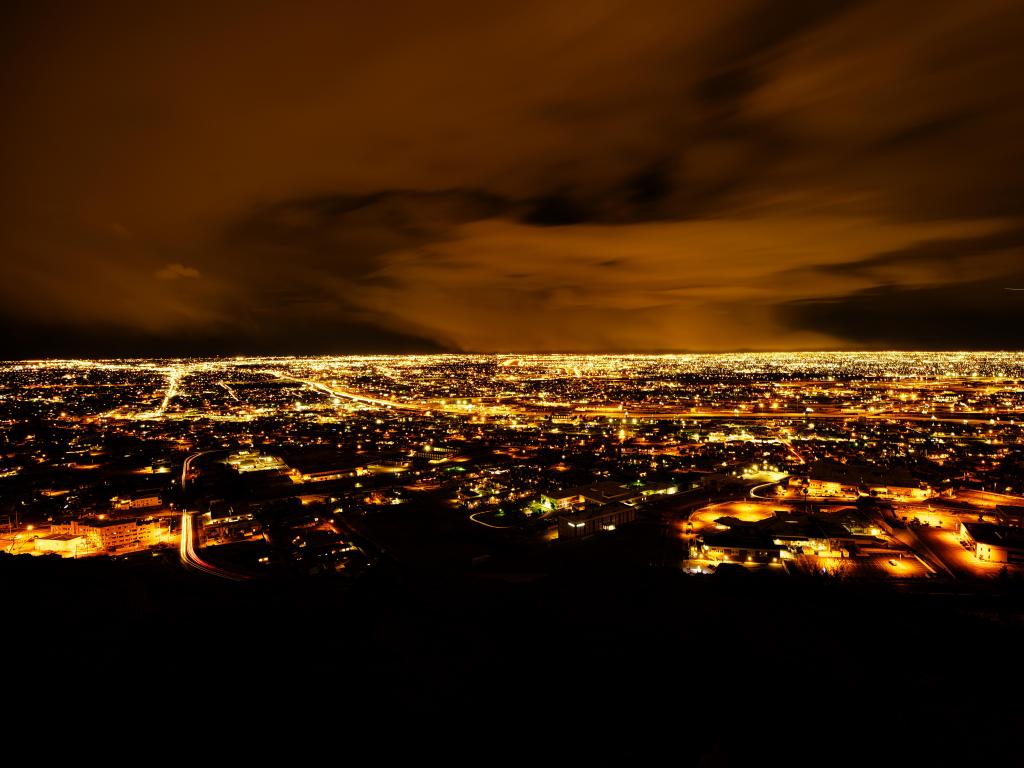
xmin=6 ymin=348 xmax=1024 ymax=364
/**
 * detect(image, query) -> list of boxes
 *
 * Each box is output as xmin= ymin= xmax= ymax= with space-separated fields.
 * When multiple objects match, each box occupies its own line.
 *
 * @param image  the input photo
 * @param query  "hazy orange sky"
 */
xmin=3 ymin=0 xmax=1024 ymax=356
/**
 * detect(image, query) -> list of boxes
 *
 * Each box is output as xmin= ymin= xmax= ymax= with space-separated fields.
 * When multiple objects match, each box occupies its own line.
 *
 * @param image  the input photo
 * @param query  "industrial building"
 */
xmin=790 ymin=460 xmax=931 ymax=501
xmin=224 ymin=450 xmax=288 ymax=473
xmin=557 ymin=502 xmax=636 ymax=539
xmin=541 ymin=479 xmax=676 ymax=511
xmin=959 ymin=522 xmax=1024 ymax=564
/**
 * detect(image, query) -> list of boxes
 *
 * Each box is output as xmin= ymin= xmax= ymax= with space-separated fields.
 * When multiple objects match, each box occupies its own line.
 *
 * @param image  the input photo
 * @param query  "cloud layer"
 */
xmin=2 ymin=0 xmax=1024 ymax=357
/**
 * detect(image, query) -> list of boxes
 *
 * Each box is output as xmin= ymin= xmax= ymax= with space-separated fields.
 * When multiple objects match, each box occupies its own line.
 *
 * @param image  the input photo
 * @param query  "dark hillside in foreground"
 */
xmin=3 ymin=551 xmax=1022 ymax=765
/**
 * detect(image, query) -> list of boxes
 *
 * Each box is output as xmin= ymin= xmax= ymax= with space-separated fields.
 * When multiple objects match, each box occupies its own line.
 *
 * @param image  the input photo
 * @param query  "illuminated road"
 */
xmin=138 ymin=364 xmax=188 ymax=419
xmin=306 ymin=379 xmax=420 ymax=410
xmin=181 ymin=449 xmax=220 ymax=491
xmin=269 ymin=371 xmax=427 ymax=412
xmin=568 ymin=406 xmax=1021 ymax=427
xmin=469 ymin=510 xmax=514 ymax=529
xmin=750 ymin=482 xmax=780 ymax=500
xmin=307 ymin=379 xmax=503 ymax=417
xmin=778 ymin=436 xmax=806 ymax=464
xmin=179 ymin=511 xmax=249 ymax=581
xmin=266 ymin=369 xmax=1024 ymax=428
xmin=219 ymin=381 xmax=240 ymax=402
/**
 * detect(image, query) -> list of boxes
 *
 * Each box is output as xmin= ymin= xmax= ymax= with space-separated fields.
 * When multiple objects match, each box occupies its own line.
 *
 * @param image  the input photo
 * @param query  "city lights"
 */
xmin=2 ymin=351 xmax=1022 ymax=578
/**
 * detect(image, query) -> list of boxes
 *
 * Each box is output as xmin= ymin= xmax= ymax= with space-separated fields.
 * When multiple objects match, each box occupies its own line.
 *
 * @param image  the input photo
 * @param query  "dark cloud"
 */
xmin=784 ymin=277 xmax=1024 ymax=349
xmin=522 ymin=193 xmax=590 ymax=227
xmin=226 ymin=189 xmax=506 ymax=277
xmin=0 ymin=312 xmax=444 ymax=361
xmin=809 ymin=226 xmax=1024 ymax=282
xmin=521 ymin=159 xmax=681 ymax=226
xmin=1 ymin=0 xmax=1024 ymax=356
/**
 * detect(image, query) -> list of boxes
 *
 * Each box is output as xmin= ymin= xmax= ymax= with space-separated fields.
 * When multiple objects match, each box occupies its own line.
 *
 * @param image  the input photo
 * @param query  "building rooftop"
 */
xmin=279 ymin=448 xmax=365 ymax=473
xmin=79 ymin=516 xmax=147 ymax=528
xmin=700 ymin=530 xmax=783 ymax=551
xmin=804 ymin=460 xmax=921 ymax=489
xmin=547 ymin=480 xmax=638 ymax=504
xmin=995 ymin=505 xmax=1024 ymax=523
xmin=765 ymin=514 xmax=854 ymax=541
xmin=962 ymin=522 xmax=1024 ymax=550
xmin=558 ymin=501 xmax=633 ymax=523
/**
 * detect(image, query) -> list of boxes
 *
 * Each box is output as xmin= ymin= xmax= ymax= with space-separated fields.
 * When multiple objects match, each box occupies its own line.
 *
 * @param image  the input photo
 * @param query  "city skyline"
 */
xmin=4 ymin=1 xmax=1024 ymax=358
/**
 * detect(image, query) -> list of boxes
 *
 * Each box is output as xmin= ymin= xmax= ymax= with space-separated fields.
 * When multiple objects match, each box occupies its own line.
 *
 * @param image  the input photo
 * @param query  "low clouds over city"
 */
xmin=3 ymin=0 xmax=1024 ymax=356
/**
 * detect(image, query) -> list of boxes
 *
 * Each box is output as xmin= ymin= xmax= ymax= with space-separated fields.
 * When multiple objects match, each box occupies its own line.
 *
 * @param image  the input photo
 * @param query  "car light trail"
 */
xmin=179 ymin=511 xmax=249 ymax=581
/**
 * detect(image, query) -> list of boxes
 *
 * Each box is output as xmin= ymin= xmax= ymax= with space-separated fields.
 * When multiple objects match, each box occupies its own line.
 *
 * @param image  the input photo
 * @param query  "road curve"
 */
xmin=179 ymin=511 xmax=249 ymax=581
xmin=181 ymin=449 xmax=221 ymax=491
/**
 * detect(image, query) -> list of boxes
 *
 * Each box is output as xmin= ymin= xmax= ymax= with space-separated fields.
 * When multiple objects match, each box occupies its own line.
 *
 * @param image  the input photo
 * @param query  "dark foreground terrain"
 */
xmin=3 ymin=549 xmax=1022 ymax=766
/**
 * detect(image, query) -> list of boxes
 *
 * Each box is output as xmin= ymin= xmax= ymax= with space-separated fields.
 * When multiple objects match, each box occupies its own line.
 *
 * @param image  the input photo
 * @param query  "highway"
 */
xmin=568 ymin=406 xmax=1023 ymax=427
xmin=181 ymin=449 xmax=221 ymax=491
xmin=137 ymin=364 xmax=187 ymax=419
xmin=261 ymin=370 xmax=1024 ymax=429
xmin=179 ymin=511 xmax=249 ymax=581
xmin=267 ymin=370 xmax=426 ymax=412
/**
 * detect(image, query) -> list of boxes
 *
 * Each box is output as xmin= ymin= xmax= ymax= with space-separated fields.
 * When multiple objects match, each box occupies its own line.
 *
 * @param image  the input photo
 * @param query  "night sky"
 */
xmin=3 ymin=0 xmax=1024 ymax=358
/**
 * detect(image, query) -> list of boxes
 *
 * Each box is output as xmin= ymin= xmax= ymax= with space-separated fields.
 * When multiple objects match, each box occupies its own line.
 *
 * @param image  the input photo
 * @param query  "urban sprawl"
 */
xmin=3 ymin=352 xmax=1024 ymax=582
